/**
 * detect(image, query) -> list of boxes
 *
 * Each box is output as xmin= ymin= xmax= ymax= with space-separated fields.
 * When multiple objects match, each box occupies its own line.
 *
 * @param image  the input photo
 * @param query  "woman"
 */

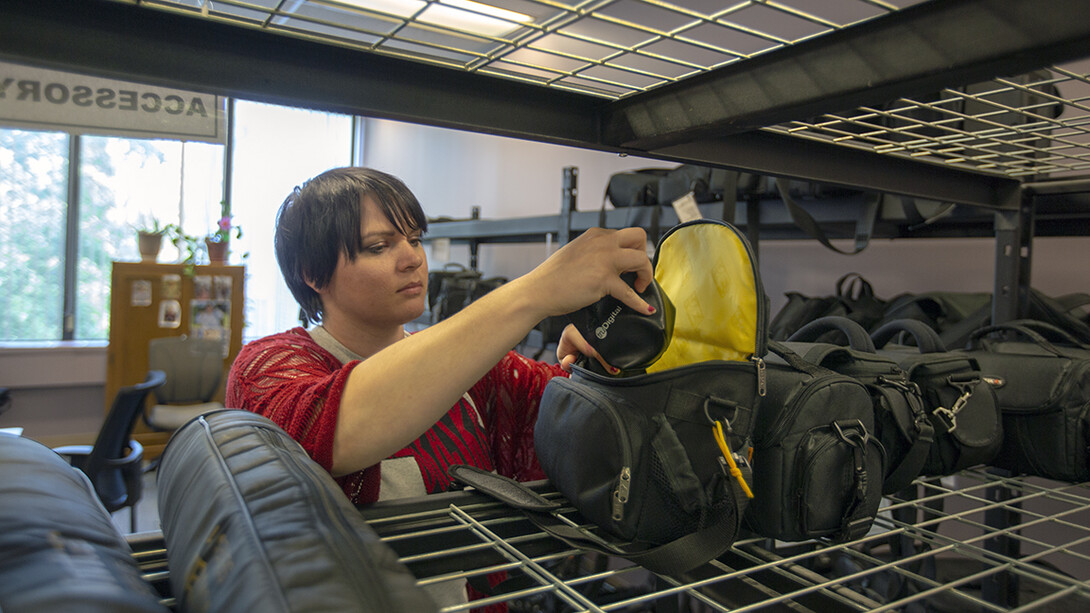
xmin=226 ymin=167 xmax=655 ymax=505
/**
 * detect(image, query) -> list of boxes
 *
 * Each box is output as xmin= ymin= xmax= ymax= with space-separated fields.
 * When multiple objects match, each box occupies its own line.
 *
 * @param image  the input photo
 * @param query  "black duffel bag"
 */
xmin=532 ymin=358 xmax=758 ymax=574
xmin=605 ymin=167 xmax=672 ymax=207
xmin=433 ymin=220 xmax=767 ymax=576
xmin=872 ymin=319 xmax=1002 ymax=476
xmin=768 ymin=273 xmax=888 ymax=341
xmin=964 ymin=320 xmax=1090 ymax=482
xmin=0 ymin=435 xmax=168 ymax=613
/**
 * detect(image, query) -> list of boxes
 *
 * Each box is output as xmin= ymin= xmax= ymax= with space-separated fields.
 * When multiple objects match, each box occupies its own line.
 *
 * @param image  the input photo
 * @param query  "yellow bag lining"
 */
xmin=647 ymin=223 xmax=758 ymax=372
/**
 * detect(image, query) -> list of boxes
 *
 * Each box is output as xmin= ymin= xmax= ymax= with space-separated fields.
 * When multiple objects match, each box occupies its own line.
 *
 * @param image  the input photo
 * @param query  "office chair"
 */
xmin=145 ymin=335 xmax=226 ymax=434
xmin=53 ymin=370 xmax=166 ymax=533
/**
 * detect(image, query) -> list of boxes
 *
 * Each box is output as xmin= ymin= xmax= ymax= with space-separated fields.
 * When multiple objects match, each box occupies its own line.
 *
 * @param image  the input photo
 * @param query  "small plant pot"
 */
xmin=206 ymin=238 xmax=229 ymax=264
xmin=138 ymin=231 xmax=164 ymax=262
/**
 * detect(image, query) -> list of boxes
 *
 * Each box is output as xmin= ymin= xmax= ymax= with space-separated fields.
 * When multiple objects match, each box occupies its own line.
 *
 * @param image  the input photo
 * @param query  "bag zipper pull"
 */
xmin=611 ymin=466 xmax=631 ymax=521
xmin=751 ymin=355 xmax=766 ymax=397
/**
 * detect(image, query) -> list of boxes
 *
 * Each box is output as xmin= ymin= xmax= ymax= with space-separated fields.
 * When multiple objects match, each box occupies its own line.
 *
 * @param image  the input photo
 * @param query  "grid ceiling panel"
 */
xmin=116 ymin=0 xmax=1090 ymax=179
xmin=765 ymin=59 xmax=1090 ymax=178
xmin=126 ymin=0 xmax=921 ymax=98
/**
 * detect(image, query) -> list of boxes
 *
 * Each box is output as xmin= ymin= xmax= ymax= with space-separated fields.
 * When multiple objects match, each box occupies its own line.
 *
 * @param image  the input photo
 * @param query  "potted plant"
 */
xmin=205 ymin=215 xmax=242 ymax=264
xmin=135 ymin=217 xmax=174 ymax=262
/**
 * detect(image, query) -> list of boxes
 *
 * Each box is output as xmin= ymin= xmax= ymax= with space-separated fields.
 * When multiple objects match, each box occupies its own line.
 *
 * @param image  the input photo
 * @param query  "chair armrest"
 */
xmin=111 ymin=440 xmax=145 ymax=505
xmin=52 ymin=444 xmax=92 ymax=471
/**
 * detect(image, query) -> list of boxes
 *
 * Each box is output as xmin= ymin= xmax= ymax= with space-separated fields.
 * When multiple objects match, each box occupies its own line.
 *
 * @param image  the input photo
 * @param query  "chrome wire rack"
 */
xmin=358 ymin=469 xmax=1090 ymax=612
xmin=125 ymin=469 xmax=1090 ymax=611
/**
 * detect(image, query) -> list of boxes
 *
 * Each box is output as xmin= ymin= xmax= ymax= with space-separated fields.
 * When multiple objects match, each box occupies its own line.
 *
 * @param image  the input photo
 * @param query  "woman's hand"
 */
xmin=522 ymin=227 xmax=655 ymax=319
xmin=557 ymin=323 xmax=618 ymax=374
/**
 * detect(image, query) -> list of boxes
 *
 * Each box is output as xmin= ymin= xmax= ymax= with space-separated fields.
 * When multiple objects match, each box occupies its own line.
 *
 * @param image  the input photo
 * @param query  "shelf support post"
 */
xmin=469 ymin=207 xmax=481 ymax=270
xmin=992 ymin=197 xmax=1033 ymax=324
xmin=559 ymin=167 xmax=577 ymax=246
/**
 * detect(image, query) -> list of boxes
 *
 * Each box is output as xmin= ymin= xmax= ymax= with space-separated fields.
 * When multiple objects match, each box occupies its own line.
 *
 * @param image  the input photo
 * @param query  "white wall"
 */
xmin=5 ymin=117 xmax=1089 ymax=444
xmin=360 ymin=117 xmax=1090 ymax=316
xmin=360 ymin=117 xmax=666 ymax=280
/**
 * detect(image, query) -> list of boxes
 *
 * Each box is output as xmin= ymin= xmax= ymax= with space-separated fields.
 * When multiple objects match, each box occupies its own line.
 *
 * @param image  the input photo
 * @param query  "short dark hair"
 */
xmin=275 ymin=167 xmax=428 ymax=325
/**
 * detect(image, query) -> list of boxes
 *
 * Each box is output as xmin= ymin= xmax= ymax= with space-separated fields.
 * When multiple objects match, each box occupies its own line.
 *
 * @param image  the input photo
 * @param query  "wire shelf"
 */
xmin=107 ymin=0 xmax=1090 ymax=181
xmin=117 ymin=0 xmax=920 ymax=100
xmin=763 ymin=60 xmax=1090 ymax=179
xmin=361 ymin=469 xmax=1090 ymax=612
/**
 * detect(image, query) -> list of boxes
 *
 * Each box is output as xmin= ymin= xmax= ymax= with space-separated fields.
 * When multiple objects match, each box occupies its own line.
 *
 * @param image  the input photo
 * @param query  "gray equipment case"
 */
xmin=157 ymin=410 xmax=437 ymax=613
xmin=0 ymin=434 xmax=168 ymax=613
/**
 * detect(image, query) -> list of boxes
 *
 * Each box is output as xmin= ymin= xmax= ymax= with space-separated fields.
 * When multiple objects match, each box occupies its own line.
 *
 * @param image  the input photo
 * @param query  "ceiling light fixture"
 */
xmin=332 ymin=0 xmax=531 ymax=37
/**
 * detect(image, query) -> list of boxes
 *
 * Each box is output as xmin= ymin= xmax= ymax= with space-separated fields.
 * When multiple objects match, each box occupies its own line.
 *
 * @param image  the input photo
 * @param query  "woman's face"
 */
xmin=315 ymin=196 xmax=428 ymax=330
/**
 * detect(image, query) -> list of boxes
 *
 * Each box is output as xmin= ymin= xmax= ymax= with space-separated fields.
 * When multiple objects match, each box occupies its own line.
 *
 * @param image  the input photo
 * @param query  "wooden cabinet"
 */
xmin=105 ymin=262 xmax=245 ymax=456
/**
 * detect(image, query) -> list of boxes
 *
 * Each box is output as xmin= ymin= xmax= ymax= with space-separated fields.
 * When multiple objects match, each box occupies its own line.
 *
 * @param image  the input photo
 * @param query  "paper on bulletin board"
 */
xmin=161 ymin=274 xmax=181 ymax=300
xmin=191 ymin=298 xmax=231 ymax=356
xmin=158 ymin=300 xmax=181 ymax=328
xmin=131 ymin=280 xmax=152 ymax=307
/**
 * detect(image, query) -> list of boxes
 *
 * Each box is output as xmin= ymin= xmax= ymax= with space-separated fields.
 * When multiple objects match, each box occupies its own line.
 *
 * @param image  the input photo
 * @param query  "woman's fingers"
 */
xmin=557 ymin=324 xmax=619 ymax=374
xmin=527 ymin=225 xmax=655 ymax=319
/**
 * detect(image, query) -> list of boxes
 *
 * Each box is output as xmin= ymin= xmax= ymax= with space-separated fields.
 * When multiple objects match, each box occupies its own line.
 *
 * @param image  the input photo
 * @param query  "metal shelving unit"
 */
xmin=125 ymin=467 xmax=1090 ymax=611
xmin=8 ymin=1 xmax=1090 ymax=610
xmin=3 ymin=0 xmax=1090 ymax=207
xmin=357 ymin=470 xmax=1090 ymax=612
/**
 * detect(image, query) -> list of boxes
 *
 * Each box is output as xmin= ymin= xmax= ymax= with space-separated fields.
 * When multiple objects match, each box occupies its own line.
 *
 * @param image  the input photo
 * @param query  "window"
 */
xmin=0 ymin=129 xmax=68 ymax=341
xmin=0 ymin=101 xmax=352 ymax=343
xmin=229 ymin=100 xmax=354 ymax=339
xmin=0 ymin=129 xmax=226 ymax=341
xmin=75 ymin=136 xmax=225 ymax=340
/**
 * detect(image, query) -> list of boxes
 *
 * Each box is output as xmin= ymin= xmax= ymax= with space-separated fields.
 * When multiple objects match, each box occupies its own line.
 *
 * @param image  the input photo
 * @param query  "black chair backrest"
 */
xmin=148 ymin=336 xmax=223 ymax=404
xmin=85 ymin=370 xmax=166 ymax=501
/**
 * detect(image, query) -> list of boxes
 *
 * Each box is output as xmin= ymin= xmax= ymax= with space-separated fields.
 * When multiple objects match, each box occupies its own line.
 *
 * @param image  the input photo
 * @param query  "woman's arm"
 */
xmin=330 ymin=227 xmax=653 ymax=476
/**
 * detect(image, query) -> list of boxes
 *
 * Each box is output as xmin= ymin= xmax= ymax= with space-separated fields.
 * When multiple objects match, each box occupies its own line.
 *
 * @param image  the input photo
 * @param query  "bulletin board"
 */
xmin=105 ymin=261 xmax=245 ymax=457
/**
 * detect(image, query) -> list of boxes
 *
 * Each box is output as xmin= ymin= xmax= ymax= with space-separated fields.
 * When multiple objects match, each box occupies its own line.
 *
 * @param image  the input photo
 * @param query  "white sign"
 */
xmin=0 ymin=61 xmax=226 ymax=143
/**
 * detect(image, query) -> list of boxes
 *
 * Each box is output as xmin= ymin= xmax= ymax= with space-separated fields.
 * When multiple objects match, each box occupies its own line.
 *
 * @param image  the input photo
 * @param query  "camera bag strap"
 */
xmin=448 ymin=464 xmax=748 ymax=575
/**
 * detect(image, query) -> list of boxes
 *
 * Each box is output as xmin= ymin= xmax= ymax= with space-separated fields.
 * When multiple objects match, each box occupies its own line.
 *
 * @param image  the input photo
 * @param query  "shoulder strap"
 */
xmin=775 ymin=179 xmax=880 ymax=255
xmin=967 ymin=322 xmax=1071 ymax=357
xmin=788 ymin=316 xmax=877 ymax=352
xmin=447 ymin=465 xmax=741 ymax=575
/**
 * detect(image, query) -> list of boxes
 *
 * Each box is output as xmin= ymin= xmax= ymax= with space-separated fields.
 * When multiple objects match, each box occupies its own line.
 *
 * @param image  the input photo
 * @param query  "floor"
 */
xmin=112 ymin=464 xmax=162 ymax=536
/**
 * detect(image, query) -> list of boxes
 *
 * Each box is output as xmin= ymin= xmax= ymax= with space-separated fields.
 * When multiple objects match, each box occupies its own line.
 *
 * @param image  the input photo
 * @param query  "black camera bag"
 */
xmin=787 ymin=316 xmax=929 ymax=495
xmin=531 ymin=219 xmax=768 ymax=573
xmin=872 ymin=319 xmax=1002 ymax=475
xmin=746 ymin=341 xmax=885 ymax=542
xmin=963 ymin=320 xmax=1090 ymax=482
xmin=605 ymin=167 xmax=671 ymax=207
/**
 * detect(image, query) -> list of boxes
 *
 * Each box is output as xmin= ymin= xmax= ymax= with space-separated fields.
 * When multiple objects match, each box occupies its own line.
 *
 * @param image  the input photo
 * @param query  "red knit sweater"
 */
xmin=226 ymin=327 xmax=567 ymax=505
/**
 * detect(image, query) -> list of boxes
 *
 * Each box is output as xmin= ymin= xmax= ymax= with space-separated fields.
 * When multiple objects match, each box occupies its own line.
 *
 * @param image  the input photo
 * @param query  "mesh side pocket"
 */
xmin=646 ymin=450 xmax=701 ymax=543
